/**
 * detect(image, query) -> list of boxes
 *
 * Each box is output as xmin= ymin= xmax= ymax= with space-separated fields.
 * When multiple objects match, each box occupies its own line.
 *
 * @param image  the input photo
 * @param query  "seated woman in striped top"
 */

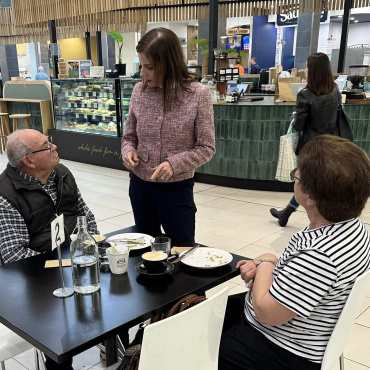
xmin=219 ymin=135 xmax=370 ymax=370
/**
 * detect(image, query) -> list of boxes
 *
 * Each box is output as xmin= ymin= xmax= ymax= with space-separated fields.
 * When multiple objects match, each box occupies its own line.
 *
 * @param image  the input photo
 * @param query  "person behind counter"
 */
xmin=234 ymin=58 xmax=245 ymax=75
xmin=35 ymin=66 xmax=49 ymax=80
xmin=270 ymin=52 xmax=341 ymax=227
xmin=250 ymin=57 xmax=261 ymax=74
xmin=219 ymin=135 xmax=370 ymax=370
xmin=121 ymin=27 xmax=215 ymax=246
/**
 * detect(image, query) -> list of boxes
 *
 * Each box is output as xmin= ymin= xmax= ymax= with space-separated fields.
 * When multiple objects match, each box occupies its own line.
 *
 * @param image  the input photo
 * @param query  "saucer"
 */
xmin=135 ymin=261 xmax=174 ymax=276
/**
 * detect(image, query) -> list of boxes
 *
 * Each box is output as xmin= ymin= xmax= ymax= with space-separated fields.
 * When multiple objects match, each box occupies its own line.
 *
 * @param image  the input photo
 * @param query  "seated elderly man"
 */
xmin=0 ymin=129 xmax=98 ymax=264
xmin=219 ymin=135 xmax=370 ymax=370
xmin=0 ymin=129 xmax=98 ymax=370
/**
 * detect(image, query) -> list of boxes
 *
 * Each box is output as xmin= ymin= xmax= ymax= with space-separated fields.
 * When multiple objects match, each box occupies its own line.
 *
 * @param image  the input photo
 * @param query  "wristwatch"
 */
xmin=255 ymin=258 xmax=276 ymax=267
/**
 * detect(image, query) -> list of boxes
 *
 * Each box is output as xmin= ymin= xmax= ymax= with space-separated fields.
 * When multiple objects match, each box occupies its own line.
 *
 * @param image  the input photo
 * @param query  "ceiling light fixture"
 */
xmin=350 ymin=17 xmax=355 ymax=20
xmin=327 ymin=34 xmax=336 ymax=41
xmin=277 ymin=39 xmax=286 ymax=45
xmin=354 ymin=20 xmax=359 ymax=22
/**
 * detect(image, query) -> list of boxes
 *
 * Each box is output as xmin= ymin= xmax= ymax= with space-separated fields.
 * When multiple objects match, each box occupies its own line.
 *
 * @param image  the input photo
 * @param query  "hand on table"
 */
xmin=123 ymin=151 xmax=139 ymax=170
xmin=151 ymin=161 xmax=174 ymax=182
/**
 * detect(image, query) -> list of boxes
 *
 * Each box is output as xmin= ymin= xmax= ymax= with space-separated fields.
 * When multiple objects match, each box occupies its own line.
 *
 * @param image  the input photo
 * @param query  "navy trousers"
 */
xmin=218 ymin=293 xmax=321 ymax=370
xmin=129 ymin=173 xmax=196 ymax=246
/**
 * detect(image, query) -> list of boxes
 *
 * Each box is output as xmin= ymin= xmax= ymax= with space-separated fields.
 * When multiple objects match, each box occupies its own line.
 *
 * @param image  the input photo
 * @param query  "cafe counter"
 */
xmin=195 ymin=96 xmax=370 ymax=191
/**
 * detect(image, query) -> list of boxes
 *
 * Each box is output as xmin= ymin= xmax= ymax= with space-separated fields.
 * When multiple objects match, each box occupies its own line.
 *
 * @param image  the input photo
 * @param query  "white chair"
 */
xmin=0 ymin=323 xmax=44 ymax=370
xmin=137 ymin=287 xmax=229 ymax=370
xmin=321 ymin=269 xmax=370 ymax=370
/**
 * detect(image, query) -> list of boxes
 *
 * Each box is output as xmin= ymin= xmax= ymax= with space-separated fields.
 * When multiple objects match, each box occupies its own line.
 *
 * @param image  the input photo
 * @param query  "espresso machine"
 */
xmin=345 ymin=65 xmax=369 ymax=99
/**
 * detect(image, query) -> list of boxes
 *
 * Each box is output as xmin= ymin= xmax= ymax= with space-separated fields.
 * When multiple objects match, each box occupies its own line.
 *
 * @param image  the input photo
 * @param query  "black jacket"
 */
xmin=0 ymin=164 xmax=78 ymax=252
xmin=294 ymin=86 xmax=341 ymax=155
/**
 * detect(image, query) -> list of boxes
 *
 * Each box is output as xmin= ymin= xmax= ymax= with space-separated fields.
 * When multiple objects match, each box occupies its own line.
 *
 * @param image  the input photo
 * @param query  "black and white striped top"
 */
xmin=245 ymin=218 xmax=370 ymax=363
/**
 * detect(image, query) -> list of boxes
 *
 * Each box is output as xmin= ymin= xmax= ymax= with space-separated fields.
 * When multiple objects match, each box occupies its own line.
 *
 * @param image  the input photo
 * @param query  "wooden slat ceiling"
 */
xmin=0 ymin=0 xmax=369 ymax=45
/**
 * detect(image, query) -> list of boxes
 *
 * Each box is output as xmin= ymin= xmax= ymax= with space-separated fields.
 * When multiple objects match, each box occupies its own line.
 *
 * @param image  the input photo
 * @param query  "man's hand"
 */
xmin=151 ymin=161 xmax=174 ymax=181
xmin=123 ymin=151 xmax=139 ymax=170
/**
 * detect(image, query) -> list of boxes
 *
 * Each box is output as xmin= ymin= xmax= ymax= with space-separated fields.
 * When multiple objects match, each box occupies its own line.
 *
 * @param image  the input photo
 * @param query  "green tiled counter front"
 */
xmin=195 ymin=97 xmax=370 ymax=187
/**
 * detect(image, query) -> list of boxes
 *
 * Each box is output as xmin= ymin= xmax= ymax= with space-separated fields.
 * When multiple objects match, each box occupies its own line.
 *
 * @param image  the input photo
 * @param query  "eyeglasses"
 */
xmin=290 ymin=168 xmax=301 ymax=182
xmin=29 ymin=137 xmax=53 ymax=154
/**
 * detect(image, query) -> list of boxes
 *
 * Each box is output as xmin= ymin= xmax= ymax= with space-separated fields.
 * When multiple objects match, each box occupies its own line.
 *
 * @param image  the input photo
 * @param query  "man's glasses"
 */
xmin=29 ymin=137 xmax=53 ymax=154
xmin=290 ymin=168 xmax=301 ymax=182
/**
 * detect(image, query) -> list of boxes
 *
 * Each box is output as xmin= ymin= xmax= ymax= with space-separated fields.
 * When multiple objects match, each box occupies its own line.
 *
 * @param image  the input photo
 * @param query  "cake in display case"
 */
xmin=52 ymin=78 xmax=119 ymax=136
xmin=52 ymin=78 xmax=142 ymax=137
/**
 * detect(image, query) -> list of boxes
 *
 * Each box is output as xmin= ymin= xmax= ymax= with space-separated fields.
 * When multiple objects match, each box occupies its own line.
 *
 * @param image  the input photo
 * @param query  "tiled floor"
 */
xmin=1 ymin=152 xmax=370 ymax=370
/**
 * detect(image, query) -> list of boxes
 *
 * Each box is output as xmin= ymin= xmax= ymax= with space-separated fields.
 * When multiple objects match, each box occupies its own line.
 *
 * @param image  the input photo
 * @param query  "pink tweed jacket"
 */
xmin=121 ymin=81 xmax=215 ymax=182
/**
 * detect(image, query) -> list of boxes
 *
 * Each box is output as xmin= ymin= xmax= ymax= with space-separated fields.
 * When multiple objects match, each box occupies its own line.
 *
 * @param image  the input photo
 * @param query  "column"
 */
xmin=101 ymin=34 xmax=116 ymax=71
xmin=0 ymin=45 xmax=20 ymax=83
xmin=295 ymin=12 xmax=321 ymax=70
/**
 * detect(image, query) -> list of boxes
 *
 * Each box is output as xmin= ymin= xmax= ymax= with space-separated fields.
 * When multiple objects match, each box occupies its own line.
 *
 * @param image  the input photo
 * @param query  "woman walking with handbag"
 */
xmin=270 ymin=52 xmax=341 ymax=227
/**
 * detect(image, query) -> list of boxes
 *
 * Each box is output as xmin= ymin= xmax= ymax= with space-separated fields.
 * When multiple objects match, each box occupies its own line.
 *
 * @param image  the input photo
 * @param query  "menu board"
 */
xmin=68 ymin=60 xmax=79 ymax=78
xmin=79 ymin=60 xmax=91 ymax=78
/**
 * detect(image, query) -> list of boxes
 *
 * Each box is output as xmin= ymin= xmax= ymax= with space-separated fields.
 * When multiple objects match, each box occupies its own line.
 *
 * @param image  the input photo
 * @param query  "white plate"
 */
xmin=106 ymin=233 xmax=152 ymax=251
xmin=180 ymin=247 xmax=233 ymax=269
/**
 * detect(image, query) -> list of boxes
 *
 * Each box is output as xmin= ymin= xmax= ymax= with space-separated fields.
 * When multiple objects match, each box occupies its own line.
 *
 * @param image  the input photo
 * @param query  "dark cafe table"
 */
xmin=0 ymin=227 xmax=246 ymax=366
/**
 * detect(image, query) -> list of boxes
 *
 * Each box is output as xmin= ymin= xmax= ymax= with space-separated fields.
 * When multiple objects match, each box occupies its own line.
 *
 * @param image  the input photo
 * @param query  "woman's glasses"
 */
xmin=290 ymin=168 xmax=301 ymax=182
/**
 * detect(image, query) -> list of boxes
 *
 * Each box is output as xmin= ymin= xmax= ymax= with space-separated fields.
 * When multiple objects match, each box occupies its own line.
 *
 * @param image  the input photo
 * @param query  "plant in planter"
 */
xmin=221 ymin=48 xmax=247 ymax=58
xmin=186 ymin=38 xmax=209 ymax=57
xmin=109 ymin=29 xmax=126 ymax=76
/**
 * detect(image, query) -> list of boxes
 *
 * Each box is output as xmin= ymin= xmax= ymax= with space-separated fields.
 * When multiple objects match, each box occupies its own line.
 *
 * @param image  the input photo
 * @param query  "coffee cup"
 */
xmin=142 ymin=251 xmax=168 ymax=273
xmin=106 ymin=245 xmax=129 ymax=274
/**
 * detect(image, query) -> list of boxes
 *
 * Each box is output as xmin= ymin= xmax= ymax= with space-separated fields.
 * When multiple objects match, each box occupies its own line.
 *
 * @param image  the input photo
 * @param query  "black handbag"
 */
xmin=336 ymin=104 xmax=354 ymax=141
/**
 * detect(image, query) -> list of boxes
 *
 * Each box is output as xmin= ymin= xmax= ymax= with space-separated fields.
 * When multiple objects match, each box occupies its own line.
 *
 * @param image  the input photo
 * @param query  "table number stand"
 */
xmin=51 ymin=215 xmax=74 ymax=298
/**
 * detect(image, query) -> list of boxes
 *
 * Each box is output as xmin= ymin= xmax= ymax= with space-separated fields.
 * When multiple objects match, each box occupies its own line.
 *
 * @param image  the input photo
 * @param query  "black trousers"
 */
xmin=218 ymin=293 xmax=321 ymax=370
xmin=129 ymin=173 xmax=196 ymax=246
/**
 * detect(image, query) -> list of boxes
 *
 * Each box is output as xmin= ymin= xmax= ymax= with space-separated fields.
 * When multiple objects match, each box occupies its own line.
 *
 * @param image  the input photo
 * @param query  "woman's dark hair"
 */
xmin=306 ymin=52 xmax=335 ymax=95
xmin=136 ymin=27 xmax=194 ymax=111
xmin=298 ymin=135 xmax=370 ymax=222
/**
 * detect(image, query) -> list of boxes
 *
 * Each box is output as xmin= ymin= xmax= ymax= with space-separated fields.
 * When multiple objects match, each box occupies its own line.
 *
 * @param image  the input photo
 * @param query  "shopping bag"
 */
xmin=275 ymin=121 xmax=298 ymax=182
xmin=336 ymin=104 xmax=354 ymax=141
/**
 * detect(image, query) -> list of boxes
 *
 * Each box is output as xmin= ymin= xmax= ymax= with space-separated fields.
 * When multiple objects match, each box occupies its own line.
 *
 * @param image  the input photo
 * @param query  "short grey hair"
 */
xmin=6 ymin=130 xmax=32 ymax=169
xmin=38 ymin=66 xmax=44 ymax=72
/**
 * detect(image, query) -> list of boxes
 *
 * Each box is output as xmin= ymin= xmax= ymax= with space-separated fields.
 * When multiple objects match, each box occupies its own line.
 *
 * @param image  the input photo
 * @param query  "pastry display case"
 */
xmin=120 ymin=77 xmax=142 ymax=130
xmin=52 ymin=78 xmax=121 ymax=136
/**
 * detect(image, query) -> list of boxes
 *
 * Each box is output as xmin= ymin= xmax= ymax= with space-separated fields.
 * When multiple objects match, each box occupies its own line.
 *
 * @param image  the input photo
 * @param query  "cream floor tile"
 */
xmin=355 ymin=299 xmax=370 ymax=327
xmin=219 ymin=224 xmax=276 ymax=244
xmin=253 ymin=232 xmax=292 ymax=251
xmin=3 ymin=357 xmax=29 ymax=370
xmin=251 ymin=196 xmax=292 ymax=208
xmin=193 ymin=182 xmax=216 ymax=192
xmin=88 ymin=196 xmax=133 ymax=212
xmin=199 ymin=186 xmax=242 ymax=197
xmin=88 ymin=203 xmax=127 ymax=222
xmin=100 ymin=212 xmax=135 ymax=229
xmin=330 ymin=359 xmax=370 ymax=370
xmin=201 ymin=197 xmax=246 ymax=210
xmin=341 ymin=323 xmax=370 ymax=367
xmin=234 ymin=243 xmax=278 ymax=259
xmin=202 ymin=209 xmax=255 ymax=225
xmin=241 ymin=215 xmax=286 ymax=232
xmin=195 ymin=204 xmax=225 ymax=218
xmin=97 ymin=220 xmax=128 ymax=235
xmin=196 ymin=234 xmax=250 ymax=253
xmin=193 ymin=193 xmax=219 ymax=204
xmin=232 ymin=202 xmax=278 ymax=217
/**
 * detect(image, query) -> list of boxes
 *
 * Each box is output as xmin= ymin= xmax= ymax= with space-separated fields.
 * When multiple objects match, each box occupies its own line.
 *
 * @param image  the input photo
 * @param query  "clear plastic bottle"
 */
xmin=70 ymin=216 xmax=100 ymax=294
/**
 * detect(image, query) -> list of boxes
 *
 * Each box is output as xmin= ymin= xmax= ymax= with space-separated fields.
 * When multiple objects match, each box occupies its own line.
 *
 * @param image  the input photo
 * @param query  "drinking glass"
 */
xmin=151 ymin=236 xmax=171 ymax=256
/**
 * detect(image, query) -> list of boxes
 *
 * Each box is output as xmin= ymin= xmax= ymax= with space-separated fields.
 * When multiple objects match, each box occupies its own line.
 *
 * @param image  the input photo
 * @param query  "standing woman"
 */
xmin=121 ymin=28 xmax=215 ymax=246
xmin=270 ymin=52 xmax=341 ymax=227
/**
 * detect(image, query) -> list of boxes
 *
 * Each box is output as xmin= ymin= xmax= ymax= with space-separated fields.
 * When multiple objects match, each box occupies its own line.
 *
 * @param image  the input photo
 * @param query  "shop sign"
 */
xmin=90 ymin=66 xmax=105 ymax=78
xmin=277 ymin=10 xmax=327 ymax=27
xmin=79 ymin=60 xmax=91 ymax=78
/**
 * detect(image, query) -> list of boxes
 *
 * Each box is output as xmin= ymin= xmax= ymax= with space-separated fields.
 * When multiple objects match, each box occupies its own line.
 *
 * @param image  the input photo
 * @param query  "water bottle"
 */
xmin=70 ymin=216 xmax=100 ymax=294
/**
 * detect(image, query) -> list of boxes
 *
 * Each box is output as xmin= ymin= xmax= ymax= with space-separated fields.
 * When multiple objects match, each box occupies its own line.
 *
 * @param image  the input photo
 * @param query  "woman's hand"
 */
xmin=151 ymin=161 xmax=174 ymax=181
xmin=237 ymin=260 xmax=257 ymax=288
xmin=123 ymin=151 xmax=140 ymax=170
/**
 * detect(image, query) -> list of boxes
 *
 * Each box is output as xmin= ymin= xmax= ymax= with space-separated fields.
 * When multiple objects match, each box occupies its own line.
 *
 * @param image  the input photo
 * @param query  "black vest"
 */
xmin=0 ymin=164 xmax=79 ymax=252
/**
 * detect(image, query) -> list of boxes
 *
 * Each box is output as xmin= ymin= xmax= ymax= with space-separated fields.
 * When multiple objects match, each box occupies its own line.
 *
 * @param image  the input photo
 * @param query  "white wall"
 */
xmin=120 ymin=32 xmax=138 ymax=75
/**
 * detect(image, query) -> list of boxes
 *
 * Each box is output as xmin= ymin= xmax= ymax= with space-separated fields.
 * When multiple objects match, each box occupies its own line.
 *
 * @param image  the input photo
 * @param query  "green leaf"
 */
xmin=109 ymin=30 xmax=123 ymax=43
xmin=201 ymin=49 xmax=209 ymax=55
xmin=186 ymin=38 xmax=209 ymax=47
xmin=222 ymin=48 xmax=238 ymax=53
xmin=239 ymin=51 xmax=247 ymax=57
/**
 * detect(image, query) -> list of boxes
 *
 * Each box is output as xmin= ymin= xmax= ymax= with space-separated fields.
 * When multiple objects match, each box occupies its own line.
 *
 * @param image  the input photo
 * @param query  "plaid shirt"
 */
xmin=0 ymin=170 xmax=98 ymax=264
